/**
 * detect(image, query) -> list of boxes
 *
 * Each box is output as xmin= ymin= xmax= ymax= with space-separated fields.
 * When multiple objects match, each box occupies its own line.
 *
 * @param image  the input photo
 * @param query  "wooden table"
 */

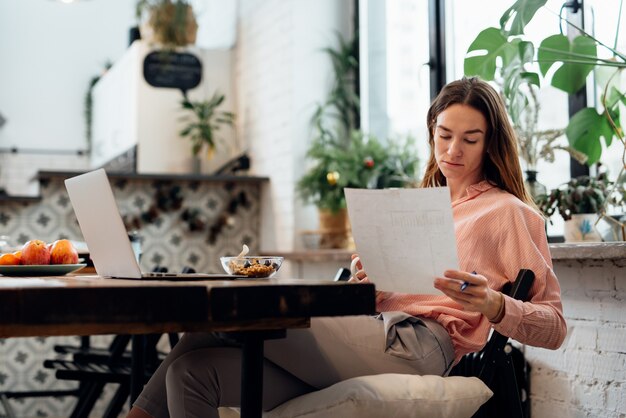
xmin=0 ymin=275 xmax=376 ymax=418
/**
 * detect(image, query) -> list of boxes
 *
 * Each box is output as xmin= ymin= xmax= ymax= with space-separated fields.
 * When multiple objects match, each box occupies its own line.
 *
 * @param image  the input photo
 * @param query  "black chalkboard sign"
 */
xmin=143 ymin=51 xmax=202 ymax=94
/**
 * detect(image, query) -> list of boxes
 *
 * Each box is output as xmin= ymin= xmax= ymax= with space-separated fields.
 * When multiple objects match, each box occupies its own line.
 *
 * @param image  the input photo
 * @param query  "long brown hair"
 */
xmin=420 ymin=77 xmax=534 ymax=207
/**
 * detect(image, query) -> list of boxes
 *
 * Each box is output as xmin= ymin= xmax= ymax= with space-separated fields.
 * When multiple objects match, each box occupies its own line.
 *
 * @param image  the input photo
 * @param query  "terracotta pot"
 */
xmin=318 ymin=208 xmax=353 ymax=249
xmin=564 ymin=214 xmax=603 ymax=242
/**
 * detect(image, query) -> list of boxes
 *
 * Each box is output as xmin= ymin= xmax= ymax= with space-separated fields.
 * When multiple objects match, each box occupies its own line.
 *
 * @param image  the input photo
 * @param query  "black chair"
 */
xmin=43 ymin=332 xmax=179 ymax=418
xmin=449 ymin=268 xmax=535 ymax=418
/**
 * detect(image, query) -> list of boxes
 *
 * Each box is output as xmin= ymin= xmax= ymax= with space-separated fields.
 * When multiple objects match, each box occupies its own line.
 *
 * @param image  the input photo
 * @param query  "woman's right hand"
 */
xmin=348 ymin=254 xmax=371 ymax=283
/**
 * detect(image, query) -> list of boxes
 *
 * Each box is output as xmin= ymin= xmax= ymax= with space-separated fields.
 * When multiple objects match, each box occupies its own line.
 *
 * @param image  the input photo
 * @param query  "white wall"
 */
xmin=0 ymin=0 xmax=135 ymax=151
xmin=91 ymin=41 xmax=236 ymax=174
xmin=525 ymin=257 xmax=626 ymax=417
xmin=235 ymin=0 xmax=354 ymax=254
xmin=0 ymin=0 xmax=237 ymax=195
xmin=0 ymin=0 xmax=135 ymax=195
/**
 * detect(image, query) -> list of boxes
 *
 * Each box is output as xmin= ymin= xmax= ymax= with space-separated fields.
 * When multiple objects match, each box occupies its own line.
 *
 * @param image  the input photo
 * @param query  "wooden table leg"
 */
xmin=238 ymin=330 xmax=286 ymax=418
xmin=240 ymin=335 xmax=263 ymax=418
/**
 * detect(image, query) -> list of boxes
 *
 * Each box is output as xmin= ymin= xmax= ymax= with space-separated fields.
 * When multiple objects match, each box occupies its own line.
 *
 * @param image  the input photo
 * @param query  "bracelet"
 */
xmin=488 ymin=292 xmax=506 ymax=323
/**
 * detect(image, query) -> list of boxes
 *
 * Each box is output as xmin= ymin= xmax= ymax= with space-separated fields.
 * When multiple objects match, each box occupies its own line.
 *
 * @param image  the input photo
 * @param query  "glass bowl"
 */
xmin=220 ymin=256 xmax=284 ymax=278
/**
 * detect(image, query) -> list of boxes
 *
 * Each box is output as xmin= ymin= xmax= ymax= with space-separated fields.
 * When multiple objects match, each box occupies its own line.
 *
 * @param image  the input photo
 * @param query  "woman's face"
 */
xmin=434 ymin=104 xmax=488 ymax=185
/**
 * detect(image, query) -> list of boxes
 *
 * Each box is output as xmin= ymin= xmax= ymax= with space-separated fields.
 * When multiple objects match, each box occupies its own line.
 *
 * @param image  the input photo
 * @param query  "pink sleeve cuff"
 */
xmin=492 ymin=295 xmax=523 ymax=335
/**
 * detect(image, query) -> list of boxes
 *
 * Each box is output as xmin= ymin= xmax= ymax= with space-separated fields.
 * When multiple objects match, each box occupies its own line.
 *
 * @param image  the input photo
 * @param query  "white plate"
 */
xmin=0 ymin=264 xmax=87 ymax=277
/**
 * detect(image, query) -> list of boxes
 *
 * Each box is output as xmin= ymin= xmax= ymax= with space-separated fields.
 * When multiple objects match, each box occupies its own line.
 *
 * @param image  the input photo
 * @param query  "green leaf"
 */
xmin=538 ymin=34 xmax=597 ymax=94
xmin=518 ymin=40 xmax=535 ymax=65
xmin=464 ymin=27 xmax=508 ymax=80
xmin=520 ymin=71 xmax=540 ymax=87
xmin=606 ymin=85 xmax=626 ymax=109
xmin=499 ymin=0 xmax=547 ymax=36
xmin=179 ymin=126 xmax=193 ymax=136
xmin=566 ymin=108 xmax=615 ymax=164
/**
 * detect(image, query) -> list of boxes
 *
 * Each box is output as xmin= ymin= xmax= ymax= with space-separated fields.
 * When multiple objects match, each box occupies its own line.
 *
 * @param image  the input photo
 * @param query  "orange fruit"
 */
xmin=0 ymin=253 xmax=21 ymax=265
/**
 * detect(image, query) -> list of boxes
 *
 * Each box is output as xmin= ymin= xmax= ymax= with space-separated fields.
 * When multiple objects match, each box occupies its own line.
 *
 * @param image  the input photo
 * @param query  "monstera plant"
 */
xmin=464 ymin=0 xmax=625 ymax=168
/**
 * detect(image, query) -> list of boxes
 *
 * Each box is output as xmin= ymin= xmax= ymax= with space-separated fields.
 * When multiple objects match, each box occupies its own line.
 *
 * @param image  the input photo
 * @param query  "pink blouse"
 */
xmin=376 ymin=181 xmax=567 ymax=362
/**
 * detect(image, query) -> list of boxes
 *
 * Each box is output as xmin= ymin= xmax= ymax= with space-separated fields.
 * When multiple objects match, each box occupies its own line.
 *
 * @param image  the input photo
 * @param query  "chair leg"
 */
xmin=168 ymin=332 xmax=180 ymax=348
xmin=70 ymin=381 xmax=106 ymax=418
xmin=473 ymin=358 xmax=524 ymax=418
xmin=104 ymin=382 xmax=130 ymax=418
xmin=502 ymin=360 xmax=524 ymax=418
xmin=0 ymin=394 xmax=17 ymax=418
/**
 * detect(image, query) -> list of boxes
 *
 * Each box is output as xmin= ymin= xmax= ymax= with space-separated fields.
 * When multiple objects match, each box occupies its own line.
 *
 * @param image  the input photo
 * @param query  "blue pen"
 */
xmin=460 ymin=271 xmax=477 ymax=292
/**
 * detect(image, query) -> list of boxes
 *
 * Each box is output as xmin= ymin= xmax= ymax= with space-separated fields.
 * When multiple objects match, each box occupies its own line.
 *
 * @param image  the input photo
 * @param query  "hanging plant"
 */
xmin=84 ymin=61 xmax=112 ymax=152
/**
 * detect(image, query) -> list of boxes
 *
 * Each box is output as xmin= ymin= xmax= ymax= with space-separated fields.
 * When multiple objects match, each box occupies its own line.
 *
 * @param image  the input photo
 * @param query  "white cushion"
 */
xmin=263 ymin=374 xmax=493 ymax=418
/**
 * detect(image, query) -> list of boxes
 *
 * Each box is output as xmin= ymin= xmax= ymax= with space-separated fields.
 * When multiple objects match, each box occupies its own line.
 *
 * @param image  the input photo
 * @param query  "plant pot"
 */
xmin=190 ymin=156 xmax=202 ymax=174
xmin=140 ymin=4 xmax=198 ymax=47
xmin=524 ymin=170 xmax=547 ymax=203
xmin=563 ymin=214 xmax=603 ymax=242
xmin=318 ymin=208 xmax=353 ymax=249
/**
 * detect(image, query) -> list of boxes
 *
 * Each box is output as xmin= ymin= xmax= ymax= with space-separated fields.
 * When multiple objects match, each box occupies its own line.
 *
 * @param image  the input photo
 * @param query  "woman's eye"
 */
xmin=439 ymin=135 xmax=451 ymax=140
xmin=465 ymin=139 xmax=478 ymax=144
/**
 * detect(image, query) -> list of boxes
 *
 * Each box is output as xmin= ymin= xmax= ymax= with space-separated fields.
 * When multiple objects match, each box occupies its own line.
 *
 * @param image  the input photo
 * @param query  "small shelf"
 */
xmin=549 ymin=242 xmax=626 ymax=261
xmin=268 ymin=242 xmax=626 ymax=263
xmin=0 ymin=193 xmax=41 ymax=203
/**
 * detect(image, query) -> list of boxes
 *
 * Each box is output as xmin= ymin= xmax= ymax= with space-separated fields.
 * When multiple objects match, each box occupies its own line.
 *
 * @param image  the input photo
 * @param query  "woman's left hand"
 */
xmin=348 ymin=254 xmax=371 ymax=284
xmin=434 ymin=270 xmax=503 ymax=321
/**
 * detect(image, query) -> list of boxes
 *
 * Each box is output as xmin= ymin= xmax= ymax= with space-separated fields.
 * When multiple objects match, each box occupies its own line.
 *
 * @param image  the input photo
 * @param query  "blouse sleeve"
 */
xmin=492 ymin=203 xmax=567 ymax=349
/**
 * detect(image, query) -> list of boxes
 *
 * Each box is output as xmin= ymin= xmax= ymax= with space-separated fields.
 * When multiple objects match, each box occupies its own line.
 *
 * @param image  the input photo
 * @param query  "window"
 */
xmin=585 ymin=0 xmax=625 ymax=181
xmin=360 ymin=0 xmax=625 ymax=236
xmin=359 ymin=0 xmax=432 ymax=168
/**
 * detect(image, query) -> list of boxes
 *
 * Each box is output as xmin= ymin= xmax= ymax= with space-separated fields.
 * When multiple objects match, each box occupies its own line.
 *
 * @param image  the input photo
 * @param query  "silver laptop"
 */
xmin=65 ymin=168 xmax=235 ymax=280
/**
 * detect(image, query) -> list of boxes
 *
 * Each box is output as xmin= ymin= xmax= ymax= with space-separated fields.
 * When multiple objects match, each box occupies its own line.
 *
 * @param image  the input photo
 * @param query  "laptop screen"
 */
xmin=65 ymin=169 xmax=143 ymax=279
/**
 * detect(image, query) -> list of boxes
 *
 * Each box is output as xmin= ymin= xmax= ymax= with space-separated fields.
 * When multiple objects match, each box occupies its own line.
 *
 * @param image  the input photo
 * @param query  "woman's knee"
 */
xmin=165 ymin=348 xmax=242 ymax=409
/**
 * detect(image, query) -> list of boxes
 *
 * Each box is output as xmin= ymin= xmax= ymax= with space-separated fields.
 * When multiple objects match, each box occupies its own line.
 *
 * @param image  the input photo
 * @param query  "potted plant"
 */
xmin=537 ymin=175 xmax=610 ymax=242
xmin=463 ymin=0 xmax=625 ymax=210
xmin=135 ymin=0 xmax=198 ymax=47
xmin=296 ymin=32 xmax=359 ymax=248
xmin=504 ymin=82 xmax=588 ymax=202
xmin=179 ymin=92 xmax=235 ymax=172
xmin=297 ymin=33 xmax=420 ymax=248
xmin=297 ymin=131 xmax=420 ymax=249
xmin=297 ymin=131 xmax=420 ymax=212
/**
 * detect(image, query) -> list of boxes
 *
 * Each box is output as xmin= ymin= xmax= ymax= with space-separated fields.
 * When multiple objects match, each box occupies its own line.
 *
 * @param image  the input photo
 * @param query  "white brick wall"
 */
xmin=235 ymin=0 xmax=354 ymax=264
xmin=525 ymin=258 xmax=626 ymax=417
xmin=0 ymin=152 xmax=88 ymax=196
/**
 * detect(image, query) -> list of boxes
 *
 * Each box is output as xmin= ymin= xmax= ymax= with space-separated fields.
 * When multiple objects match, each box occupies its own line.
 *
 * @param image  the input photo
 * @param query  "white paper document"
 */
xmin=345 ymin=187 xmax=459 ymax=295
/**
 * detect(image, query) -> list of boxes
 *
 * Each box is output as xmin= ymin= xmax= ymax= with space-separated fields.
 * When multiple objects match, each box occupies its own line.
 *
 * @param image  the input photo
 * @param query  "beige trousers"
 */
xmin=134 ymin=314 xmax=454 ymax=418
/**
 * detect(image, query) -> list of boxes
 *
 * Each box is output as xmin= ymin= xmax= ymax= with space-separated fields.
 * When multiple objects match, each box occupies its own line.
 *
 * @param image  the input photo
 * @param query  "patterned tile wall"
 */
xmin=0 ymin=173 xmax=264 ymax=417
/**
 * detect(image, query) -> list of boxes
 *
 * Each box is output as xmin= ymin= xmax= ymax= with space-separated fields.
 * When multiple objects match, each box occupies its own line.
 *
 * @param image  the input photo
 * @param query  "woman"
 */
xmin=128 ymin=77 xmax=566 ymax=418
